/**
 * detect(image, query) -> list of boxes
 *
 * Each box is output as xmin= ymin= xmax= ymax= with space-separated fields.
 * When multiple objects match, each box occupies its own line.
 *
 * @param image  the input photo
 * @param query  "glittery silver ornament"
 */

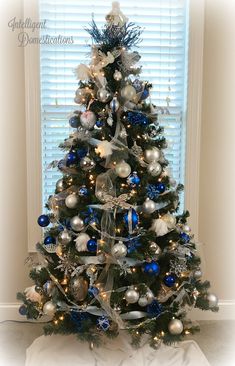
xmin=142 ymin=198 xmax=156 ymax=214
xmin=113 ymin=70 xmax=122 ymax=81
xmin=58 ymin=230 xmax=72 ymax=245
xmin=56 ymin=178 xmax=64 ymax=192
xmin=111 ymin=241 xmax=127 ymax=258
xmin=43 ymin=301 xmax=56 ymax=316
xmin=80 ymin=156 xmax=96 ymax=171
xmin=97 ymin=88 xmax=112 ymax=103
xmin=147 ymin=162 xmax=162 ymax=176
xmin=149 ymin=242 xmax=162 ymax=257
xmin=125 ymin=288 xmax=139 ymax=303
xmin=168 ymin=319 xmax=184 ymax=335
xmin=138 ymin=296 xmax=148 ymax=307
xmin=65 ymin=194 xmax=79 ymax=209
xmin=193 ymin=269 xmax=202 ymax=279
xmin=80 ymin=111 xmax=96 ymax=130
xmin=115 ymin=161 xmax=131 ymax=178
xmin=70 ymin=216 xmax=84 ymax=232
xmin=121 ymin=85 xmax=137 ymax=101
xmin=70 ymin=276 xmax=88 ymax=302
xmin=144 ymin=147 xmax=161 ymax=163
xmin=110 ymin=97 xmax=120 ymax=112
xmin=207 ymin=293 xmax=218 ymax=307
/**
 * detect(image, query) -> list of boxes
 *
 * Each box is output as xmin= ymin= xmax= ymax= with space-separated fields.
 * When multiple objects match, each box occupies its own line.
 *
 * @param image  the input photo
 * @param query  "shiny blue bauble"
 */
xmin=96 ymin=120 xmax=104 ymax=128
xmin=140 ymin=89 xmax=149 ymax=100
xmin=78 ymin=186 xmax=89 ymax=196
xmin=123 ymin=209 xmax=139 ymax=230
xmin=96 ymin=315 xmax=110 ymax=331
xmin=127 ymin=172 xmax=140 ymax=187
xmin=77 ymin=148 xmax=87 ymax=159
xmin=66 ymin=151 xmax=78 ymax=166
xmin=69 ymin=116 xmax=79 ymax=128
xmin=19 ymin=304 xmax=27 ymax=316
xmin=180 ymin=232 xmax=190 ymax=243
xmin=143 ymin=261 xmax=160 ymax=276
xmin=37 ymin=214 xmax=50 ymax=227
xmin=44 ymin=236 xmax=56 ymax=245
xmin=156 ymin=182 xmax=166 ymax=194
xmin=87 ymin=238 xmax=97 ymax=252
xmin=164 ymin=274 xmax=176 ymax=287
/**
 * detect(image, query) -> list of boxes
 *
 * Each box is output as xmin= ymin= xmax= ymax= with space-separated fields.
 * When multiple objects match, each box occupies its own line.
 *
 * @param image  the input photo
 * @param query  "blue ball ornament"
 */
xmin=77 ymin=148 xmax=87 ymax=159
xmin=127 ymin=172 xmax=140 ymax=187
xmin=96 ymin=315 xmax=110 ymax=331
xmin=19 ymin=304 xmax=27 ymax=316
xmin=180 ymin=232 xmax=190 ymax=243
xmin=87 ymin=238 xmax=97 ymax=252
xmin=96 ymin=120 xmax=104 ymax=128
xmin=140 ymin=88 xmax=149 ymax=100
xmin=146 ymin=300 xmax=162 ymax=318
xmin=123 ymin=209 xmax=139 ymax=230
xmin=164 ymin=274 xmax=176 ymax=287
xmin=69 ymin=116 xmax=79 ymax=128
xmin=78 ymin=186 xmax=89 ymax=196
xmin=66 ymin=151 xmax=78 ymax=166
xmin=156 ymin=182 xmax=166 ymax=194
xmin=44 ymin=236 xmax=56 ymax=245
xmin=143 ymin=261 xmax=160 ymax=276
xmin=37 ymin=214 xmax=50 ymax=227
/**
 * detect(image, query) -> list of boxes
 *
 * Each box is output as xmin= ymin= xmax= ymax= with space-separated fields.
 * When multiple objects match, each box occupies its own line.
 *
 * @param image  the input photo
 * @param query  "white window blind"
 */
xmin=39 ymin=0 xmax=189 ymax=207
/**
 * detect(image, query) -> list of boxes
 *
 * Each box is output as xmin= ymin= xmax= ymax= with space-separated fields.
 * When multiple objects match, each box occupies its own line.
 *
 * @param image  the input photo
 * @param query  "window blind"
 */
xmin=39 ymin=0 xmax=189 ymax=207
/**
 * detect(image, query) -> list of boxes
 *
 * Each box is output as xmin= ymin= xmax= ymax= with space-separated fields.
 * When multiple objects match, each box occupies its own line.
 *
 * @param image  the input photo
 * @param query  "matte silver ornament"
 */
xmin=144 ymin=147 xmax=161 ymax=163
xmin=149 ymin=242 xmax=162 ymax=257
xmin=113 ymin=70 xmax=122 ymax=81
xmin=70 ymin=276 xmax=88 ymax=302
xmin=138 ymin=296 xmax=148 ymax=307
xmin=121 ymin=85 xmax=137 ymax=101
xmin=80 ymin=156 xmax=96 ymax=171
xmin=56 ymin=178 xmax=64 ymax=192
xmin=193 ymin=269 xmax=202 ymax=279
xmin=168 ymin=319 xmax=184 ymax=335
xmin=207 ymin=293 xmax=218 ymax=307
xmin=125 ymin=288 xmax=140 ymax=303
xmin=58 ymin=230 xmax=72 ymax=245
xmin=147 ymin=162 xmax=162 ymax=176
xmin=111 ymin=241 xmax=127 ymax=258
xmin=142 ymin=198 xmax=156 ymax=214
xmin=97 ymin=88 xmax=112 ymax=103
xmin=70 ymin=216 xmax=84 ymax=232
xmin=43 ymin=301 xmax=56 ymax=316
xmin=80 ymin=111 xmax=96 ymax=130
xmin=115 ymin=161 xmax=131 ymax=178
xmin=65 ymin=194 xmax=79 ymax=209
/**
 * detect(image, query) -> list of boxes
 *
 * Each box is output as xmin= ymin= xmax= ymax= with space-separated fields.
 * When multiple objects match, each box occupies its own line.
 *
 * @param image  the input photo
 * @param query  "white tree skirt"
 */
xmin=25 ymin=333 xmax=210 ymax=366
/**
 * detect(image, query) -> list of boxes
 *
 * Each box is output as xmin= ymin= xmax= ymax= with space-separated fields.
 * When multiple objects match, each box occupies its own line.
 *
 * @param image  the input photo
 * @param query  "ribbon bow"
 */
xmin=102 ymin=193 xmax=132 ymax=210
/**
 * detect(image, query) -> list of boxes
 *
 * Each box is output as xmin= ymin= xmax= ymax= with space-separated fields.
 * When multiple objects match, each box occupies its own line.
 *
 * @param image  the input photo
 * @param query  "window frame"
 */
xmin=24 ymin=0 xmax=204 ymax=251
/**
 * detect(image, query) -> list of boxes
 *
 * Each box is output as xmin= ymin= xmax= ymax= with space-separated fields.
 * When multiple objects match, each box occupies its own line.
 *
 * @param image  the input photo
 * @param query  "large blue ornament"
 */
xmin=96 ymin=315 xmax=110 ymax=331
xmin=66 ymin=151 xmax=78 ymax=166
xmin=146 ymin=300 xmax=162 ymax=318
xmin=143 ymin=261 xmax=160 ymax=276
xmin=127 ymin=111 xmax=149 ymax=126
xmin=78 ymin=186 xmax=89 ymax=196
xmin=180 ymin=232 xmax=190 ymax=243
xmin=123 ymin=209 xmax=139 ymax=231
xmin=77 ymin=148 xmax=87 ymax=159
xmin=69 ymin=116 xmax=79 ymax=128
xmin=44 ymin=236 xmax=56 ymax=245
xmin=87 ymin=238 xmax=97 ymax=252
xmin=82 ymin=207 xmax=99 ymax=225
xmin=164 ymin=274 xmax=176 ymax=287
xmin=156 ymin=182 xmax=166 ymax=194
xmin=127 ymin=172 xmax=140 ymax=187
xmin=37 ymin=214 xmax=50 ymax=227
xmin=70 ymin=311 xmax=89 ymax=331
xmin=19 ymin=304 xmax=27 ymax=316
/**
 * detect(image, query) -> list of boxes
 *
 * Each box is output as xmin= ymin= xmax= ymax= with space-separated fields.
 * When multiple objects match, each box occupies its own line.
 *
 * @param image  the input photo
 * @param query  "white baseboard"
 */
xmin=0 ymin=301 xmax=235 ymax=322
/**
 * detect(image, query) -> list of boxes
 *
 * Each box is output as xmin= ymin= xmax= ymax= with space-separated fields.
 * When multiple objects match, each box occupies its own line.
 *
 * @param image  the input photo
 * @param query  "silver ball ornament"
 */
xmin=121 ymin=85 xmax=137 ymax=101
xmin=113 ymin=70 xmax=122 ymax=81
xmin=58 ymin=230 xmax=72 ymax=245
xmin=147 ymin=162 xmax=162 ymax=176
xmin=125 ymin=289 xmax=140 ymax=304
xmin=56 ymin=178 xmax=64 ymax=192
xmin=168 ymin=319 xmax=184 ymax=335
xmin=70 ymin=276 xmax=88 ymax=302
xmin=65 ymin=194 xmax=79 ymax=209
xmin=193 ymin=269 xmax=202 ymax=279
xmin=138 ymin=296 xmax=149 ymax=307
xmin=142 ymin=198 xmax=156 ymax=214
xmin=80 ymin=156 xmax=95 ymax=171
xmin=97 ymin=252 xmax=106 ymax=263
xmin=149 ymin=242 xmax=162 ymax=257
xmin=115 ymin=161 xmax=131 ymax=178
xmin=111 ymin=242 xmax=127 ymax=258
xmin=80 ymin=111 xmax=96 ymax=130
xmin=207 ymin=293 xmax=218 ymax=307
xmin=43 ymin=301 xmax=56 ymax=316
xmin=110 ymin=97 xmax=120 ymax=112
xmin=144 ymin=147 xmax=161 ymax=163
xmin=70 ymin=216 xmax=84 ymax=232
xmin=97 ymin=88 xmax=112 ymax=103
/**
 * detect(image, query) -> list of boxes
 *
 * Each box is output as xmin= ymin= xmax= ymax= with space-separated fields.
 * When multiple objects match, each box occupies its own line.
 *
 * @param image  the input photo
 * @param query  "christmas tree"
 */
xmin=18 ymin=2 xmax=218 ymax=349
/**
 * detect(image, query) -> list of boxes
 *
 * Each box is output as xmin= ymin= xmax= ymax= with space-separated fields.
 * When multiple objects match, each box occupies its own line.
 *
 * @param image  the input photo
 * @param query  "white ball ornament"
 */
xmin=111 ymin=241 xmax=127 ymax=258
xmin=97 ymin=88 xmax=112 ymax=103
xmin=113 ymin=70 xmax=122 ymax=81
xmin=115 ymin=161 xmax=131 ymax=178
xmin=142 ymin=198 xmax=156 ymax=214
xmin=138 ymin=296 xmax=149 ymax=307
xmin=75 ymin=233 xmax=90 ymax=252
xmin=70 ymin=216 xmax=84 ymax=232
xmin=80 ymin=111 xmax=96 ymax=130
xmin=125 ymin=289 xmax=140 ymax=304
xmin=56 ymin=178 xmax=64 ymax=192
xmin=146 ymin=289 xmax=155 ymax=304
xmin=121 ymin=85 xmax=137 ymax=101
xmin=65 ymin=194 xmax=79 ymax=209
xmin=58 ymin=230 xmax=72 ymax=245
xmin=147 ymin=162 xmax=162 ymax=177
xmin=43 ymin=301 xmax=56 ymax=316
xmin=168 ymin=319 xmax=184 ymax=335
xmin=144 ymin=147 xmax=161 ymax=163
xmin=207 ymin=293 xmax=218 ymax=307
xmin=193 ymin=269 xmax=202 ymax=279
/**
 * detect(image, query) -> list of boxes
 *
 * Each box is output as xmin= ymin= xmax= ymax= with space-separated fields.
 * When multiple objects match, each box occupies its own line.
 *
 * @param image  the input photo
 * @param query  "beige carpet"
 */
xmin=0 ymin=321 xmax=234 ymax=366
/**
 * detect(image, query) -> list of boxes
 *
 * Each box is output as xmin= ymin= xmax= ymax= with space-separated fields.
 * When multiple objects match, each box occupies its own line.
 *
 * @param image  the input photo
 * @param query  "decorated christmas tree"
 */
xmin=18 ymin=2 xmax=218 ymax=349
